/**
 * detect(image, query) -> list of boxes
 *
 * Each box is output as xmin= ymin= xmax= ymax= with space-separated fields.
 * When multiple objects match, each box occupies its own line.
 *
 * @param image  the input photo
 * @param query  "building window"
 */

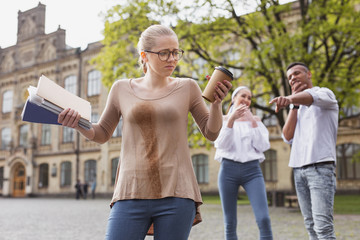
xmin=262 ymin=149 xmax=278 ymax=181
xmin=1 ymin=127 xmax=11 ymax=150
xmin=60 ymin=161 xmax=72 ymax=187
xmin=91 ymin=113 xmax=99 ymax=124
xmin=336 ymin=143 xmax=360 ymax=179
xmin=41 ymin=124 xmax=51 ymax=145
xmin=84 ymin=160 xmax=97 ymax=183
xmin=38 ymin=163 xmax=49 ymax=188
xmin=111 ymin=157 xmax=119 ymax=185
xmin=19 ymin=125 xmax=28 ymax=147
xmin=64 ymin=75 xmax=77 ymax=95
xmin=192 ymin=154 xmax=209 ymax=184
xmin=2 ymin=90 xmax=13 ymax=113
xmin=0 ymin=167 xmax=3 ymax=189
xmin=112 ymin=117 xmax=122 ymax=137
xmin=63 ymin=127 xmax=74 ymax=143
xmin=87 ymin=70 xmax=101 ymax=96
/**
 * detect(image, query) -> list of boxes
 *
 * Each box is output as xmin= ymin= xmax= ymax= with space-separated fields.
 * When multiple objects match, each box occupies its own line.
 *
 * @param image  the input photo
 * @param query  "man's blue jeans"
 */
xmin=105 ymin=197 xmax=196 ymax=240
xmin=218 ymin=159 xmax=273 ymax=240
xmin=294 ymin=163 xmax=336 ymax=240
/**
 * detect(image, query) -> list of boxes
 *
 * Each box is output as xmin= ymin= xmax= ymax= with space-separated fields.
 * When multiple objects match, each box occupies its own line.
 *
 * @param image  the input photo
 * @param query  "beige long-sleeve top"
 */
xmin=90 ymin=78 xmax=221 ymax=227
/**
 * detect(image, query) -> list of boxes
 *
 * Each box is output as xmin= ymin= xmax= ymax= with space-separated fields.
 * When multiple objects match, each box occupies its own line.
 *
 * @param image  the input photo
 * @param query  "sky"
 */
xmin=0 ymin=0 xmax=294 ymax=50
xmin=0 ymin=0 xmax=120 ymax=50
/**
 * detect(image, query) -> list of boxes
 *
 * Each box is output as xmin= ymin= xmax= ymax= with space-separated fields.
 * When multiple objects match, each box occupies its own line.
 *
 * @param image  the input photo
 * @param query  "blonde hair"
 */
xmin=137 ymin=25 xmax=178 ymax=73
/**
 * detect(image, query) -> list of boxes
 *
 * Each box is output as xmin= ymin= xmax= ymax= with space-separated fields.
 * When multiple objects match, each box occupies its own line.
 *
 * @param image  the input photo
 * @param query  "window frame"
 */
xmin=1 ymin=127 xmax=11 ymax=150
xmin=112 ymin=118 xmax=123 ymax=138
xmin=60 ymin=161 xmax=72 ymax=187
xmin=62 ymin=127 xmax=74 ymax=143
xmin=262 ymin=149 xmax=278 ymax=182
xmin=111 ymin=157 xmax=119 ymax=186
xmin=64 ymin=75 xmax=77 ymax=95
xmin=84 ymin=159 xmax=97 ymax=183
xmin=192 ymin=154 xmax=209 ymax=184
xmin=41 ymin=124 xmax=51 ymax=145
xmin=2 ymin=90 xmax=13 ymax=113
xmin=38 ymin=163 xmax=49 ymax=188
xmin=336 ymin=143 xmax=360 ymax=180
xmin=87 ymin=70 xmax=101 ymax=97
xmin=19 ymin=125 xmax=28 ymax=147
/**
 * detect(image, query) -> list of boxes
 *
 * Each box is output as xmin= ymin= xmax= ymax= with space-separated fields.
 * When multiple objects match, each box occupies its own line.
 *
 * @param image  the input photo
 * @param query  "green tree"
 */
xmin=92 ymin=0 xmax=360 ymax=147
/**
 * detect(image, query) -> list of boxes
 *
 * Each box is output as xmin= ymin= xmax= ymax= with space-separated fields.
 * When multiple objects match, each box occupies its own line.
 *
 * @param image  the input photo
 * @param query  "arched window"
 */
xmin=38 ymin=163 xmax=49 ymax=188
xmin=192 ymin=154 xmax=209 ymax=184
xmin=64 ymin=75 xmax=77 ymax=95
xmin=60 ymin=161 xmax=72 ymax=187
xmin=262 ymin=149 xmax=278 ymax=181
xmin=336 ymin=143 xmax=360 ymax=179
xmin=84 ymin=160 xmax=97 ymax=183
xmin=111 ymin=157 xmax=119 ymax=185
xmin=1 ymin=127 xmax=11 ymax=150
xmin=87 ymin=70 xmax=101 ymax=96
xmin=2 ymin=90 xmax=13 ymax=113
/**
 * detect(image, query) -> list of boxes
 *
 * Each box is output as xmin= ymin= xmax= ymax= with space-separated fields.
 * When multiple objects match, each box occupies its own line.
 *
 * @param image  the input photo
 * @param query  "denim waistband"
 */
xmin=301 ymin=161 xmax=335 ymax=169
xmin=222 ymin=158 xmax=259 ymax=164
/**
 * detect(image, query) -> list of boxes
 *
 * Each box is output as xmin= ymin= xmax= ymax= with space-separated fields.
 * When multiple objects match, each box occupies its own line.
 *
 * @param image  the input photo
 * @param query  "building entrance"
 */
xmin=12 ymin=164 xmax=26 ymax=197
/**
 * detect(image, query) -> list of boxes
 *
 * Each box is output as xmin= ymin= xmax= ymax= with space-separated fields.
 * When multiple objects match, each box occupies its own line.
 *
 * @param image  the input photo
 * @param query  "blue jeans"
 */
xmin=218 ymin=159 xmax=273 ymax=240
xmin=105 ymin=197 xmax=196 ymax=240
xmin=294 ymin=163 xmax=336 ymax=240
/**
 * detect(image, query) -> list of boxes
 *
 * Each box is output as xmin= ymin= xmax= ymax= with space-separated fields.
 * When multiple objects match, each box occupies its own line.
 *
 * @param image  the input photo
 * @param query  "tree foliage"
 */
xmin=92 ymin=0 xmax=360 ymax=147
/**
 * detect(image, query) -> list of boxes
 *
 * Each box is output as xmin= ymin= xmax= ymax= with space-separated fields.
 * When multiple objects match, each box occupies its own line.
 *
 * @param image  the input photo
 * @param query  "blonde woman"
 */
xmin=58 ymin=25 xmax=232 ymax=240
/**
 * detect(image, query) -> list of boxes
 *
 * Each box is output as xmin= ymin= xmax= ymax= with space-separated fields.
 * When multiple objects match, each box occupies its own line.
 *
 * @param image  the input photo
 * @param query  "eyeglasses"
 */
xmin=144 ymin=49 xmax=184 ymax=61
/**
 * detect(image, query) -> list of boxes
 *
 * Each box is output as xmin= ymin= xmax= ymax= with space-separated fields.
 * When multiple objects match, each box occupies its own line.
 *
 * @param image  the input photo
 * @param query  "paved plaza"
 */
xmin=0 ymin=197 xmax=359 ymax=240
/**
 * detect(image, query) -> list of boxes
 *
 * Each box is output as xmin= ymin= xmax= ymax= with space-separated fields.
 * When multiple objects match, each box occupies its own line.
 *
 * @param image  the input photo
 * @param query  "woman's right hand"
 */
xmin=58 ymin=108 xmax=81 ymax=129
xmin=230 ymin=104 xmax=248 ymax=121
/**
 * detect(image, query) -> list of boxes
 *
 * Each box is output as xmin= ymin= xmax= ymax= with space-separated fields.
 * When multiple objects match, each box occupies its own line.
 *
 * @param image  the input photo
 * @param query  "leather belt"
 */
xmin=301 ymin=161 xmax=335 ymax=169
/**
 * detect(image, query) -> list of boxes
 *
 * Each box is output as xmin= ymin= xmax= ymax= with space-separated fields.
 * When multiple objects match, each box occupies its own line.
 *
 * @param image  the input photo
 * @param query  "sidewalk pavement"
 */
xmin=0 ymin=198 xmax=358 ymax=240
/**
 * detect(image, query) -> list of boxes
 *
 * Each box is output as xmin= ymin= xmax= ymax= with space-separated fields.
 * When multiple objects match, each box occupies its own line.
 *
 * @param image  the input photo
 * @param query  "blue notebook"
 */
xmin=21 ymin=100 xmax=61 ymax=126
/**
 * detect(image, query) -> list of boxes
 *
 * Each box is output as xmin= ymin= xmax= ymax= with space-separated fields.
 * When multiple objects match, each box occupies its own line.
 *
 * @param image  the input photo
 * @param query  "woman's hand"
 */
xmin=229 ymin=104 xmax=248 ymax=121
xmin=213 ymin=79 xmax=232 ymax=104
xmin=205 ymin=75 xmax=232 ymax=104
xmin=58 ymin=108 xmax=81 ymax=129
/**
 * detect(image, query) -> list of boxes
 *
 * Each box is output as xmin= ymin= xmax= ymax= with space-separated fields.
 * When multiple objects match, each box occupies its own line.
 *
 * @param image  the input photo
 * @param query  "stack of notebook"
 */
xmin=21 ymin=75 xmax=92 ymax=130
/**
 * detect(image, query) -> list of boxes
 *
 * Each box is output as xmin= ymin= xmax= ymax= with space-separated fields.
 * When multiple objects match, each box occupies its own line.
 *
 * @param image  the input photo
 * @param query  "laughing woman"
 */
xmin=214 ymin=86 xmax=273 ymax=240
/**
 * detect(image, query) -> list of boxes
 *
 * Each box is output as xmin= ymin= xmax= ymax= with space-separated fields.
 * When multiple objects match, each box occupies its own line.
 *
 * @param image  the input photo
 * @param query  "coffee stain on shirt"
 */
xmin=133 ymin=102 xmax=162 ymax=197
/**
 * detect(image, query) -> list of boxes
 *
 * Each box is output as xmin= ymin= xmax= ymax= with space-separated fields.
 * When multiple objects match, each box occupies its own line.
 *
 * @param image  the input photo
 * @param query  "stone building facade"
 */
xmin=0 ymin=3 xmax=359 ymax=200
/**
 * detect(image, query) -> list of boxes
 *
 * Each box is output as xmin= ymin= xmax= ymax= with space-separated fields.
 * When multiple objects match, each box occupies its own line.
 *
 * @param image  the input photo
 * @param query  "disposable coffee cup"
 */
xmin=202 ymin=66 xmax=233 ymax=103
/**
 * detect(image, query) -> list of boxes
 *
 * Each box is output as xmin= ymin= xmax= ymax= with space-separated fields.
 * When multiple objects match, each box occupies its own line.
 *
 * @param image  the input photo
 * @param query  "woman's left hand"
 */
xmin=213 ymin=79 xmax=232 ymax=104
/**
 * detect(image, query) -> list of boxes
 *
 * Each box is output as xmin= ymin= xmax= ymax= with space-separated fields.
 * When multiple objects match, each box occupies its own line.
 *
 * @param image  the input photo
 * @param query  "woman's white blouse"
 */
xmin=214 ymin=119 xmax=270 ymax=163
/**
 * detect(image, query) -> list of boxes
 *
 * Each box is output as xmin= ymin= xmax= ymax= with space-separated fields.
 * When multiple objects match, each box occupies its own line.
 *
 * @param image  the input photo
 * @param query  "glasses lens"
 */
xmin=173 ymin=50 xmax=182 ymax=60
xmin=158 ymin=49 xmax=184 ymax=61
xmin=158 ymin=50 xmax=170 ymax=61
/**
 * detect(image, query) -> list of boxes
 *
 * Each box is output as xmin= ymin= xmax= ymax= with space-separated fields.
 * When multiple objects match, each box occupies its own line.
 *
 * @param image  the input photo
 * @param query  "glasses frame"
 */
xmin=144 ymin=49 xmax=184 ymax=62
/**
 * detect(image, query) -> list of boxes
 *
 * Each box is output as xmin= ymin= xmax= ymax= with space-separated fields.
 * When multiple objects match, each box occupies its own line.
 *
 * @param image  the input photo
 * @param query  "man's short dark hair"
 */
xmin=286 ymin=62 xmax=309 ymax=71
